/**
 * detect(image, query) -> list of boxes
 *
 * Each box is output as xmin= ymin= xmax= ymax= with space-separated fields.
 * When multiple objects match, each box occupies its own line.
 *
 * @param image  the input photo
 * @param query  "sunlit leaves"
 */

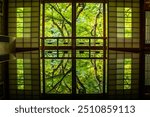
xmin=42 ymin=3 xmax=105 ymax=94
xmin=45 ymin=3 xmax=72 ymax=37
xmin=76 ymin=59 xmax=103 ymax=94
xmin=76 ymin=3 xmax=103 ymax=37
xmin=45 ymin=59 xmax=72 ymax=94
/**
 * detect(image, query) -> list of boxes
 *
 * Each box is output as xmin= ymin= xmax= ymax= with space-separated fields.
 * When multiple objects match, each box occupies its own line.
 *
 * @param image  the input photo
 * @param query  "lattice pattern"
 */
xmin=145 ymin=54 xmax=150 ymax=86
xmin=41 ymin=2 xmax=107 ymax=94
xmin=108 ymin=0 xmax=140 ymax=99
xmin=8 ymin=0 xmax=40 ymax=99
xmin=145 ymin=11 xmax=150 ymax=44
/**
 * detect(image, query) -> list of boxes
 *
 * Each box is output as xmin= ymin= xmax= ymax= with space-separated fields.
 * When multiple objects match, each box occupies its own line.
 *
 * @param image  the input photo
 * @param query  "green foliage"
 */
xmin=16 ymin=3 xmax=133 ymax=93
xmin=42 ymin=3 xmax=105 ymax=94
xmin=45 ymin=59 xmax=72 ymax=94
xmin=45 ymin=3 xmax=72 ymax=37
xmin=76 ymin=60 xmax=103 ymax=94
xmin=76 ymin=3 xmax=103 ymax=37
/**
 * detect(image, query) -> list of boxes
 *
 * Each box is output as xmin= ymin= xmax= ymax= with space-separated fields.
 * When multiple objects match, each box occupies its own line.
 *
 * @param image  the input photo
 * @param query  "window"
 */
xmin=41 ymin=0 xmax=107 ymax=94
xmin=6 ymin=0 xmax=141 ymax=99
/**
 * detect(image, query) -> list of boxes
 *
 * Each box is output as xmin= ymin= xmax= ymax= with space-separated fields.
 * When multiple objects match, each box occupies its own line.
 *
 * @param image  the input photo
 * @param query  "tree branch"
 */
xmin=52 ymin=16 xmax=65 ymax=37
xmin=63 ymin=80 xmax=72 ymax=93
xmin=50 ymin=4 xmax=72 ymax=26
xmin=76 ymin=3 xmax=86 ymax=19
xmin=48 ymin=68 xmax=72 ymax=93
xmin=76 ymin=75 xmax=86 ymax=94
xmin=91 ymin=4 xmax=102 ymax=37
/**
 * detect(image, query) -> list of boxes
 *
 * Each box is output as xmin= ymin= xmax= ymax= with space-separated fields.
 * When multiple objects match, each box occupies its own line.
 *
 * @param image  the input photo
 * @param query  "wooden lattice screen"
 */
xmin=8 ymin=0 xmax=40 ymax=99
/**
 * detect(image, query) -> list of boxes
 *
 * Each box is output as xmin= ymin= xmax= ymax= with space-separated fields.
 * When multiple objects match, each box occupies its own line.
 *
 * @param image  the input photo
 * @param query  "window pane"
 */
xmin=41 ymin=2 xmax=107 ymax=95
xmin=45 ymin=59 xmax=72 ymax=94
xmin=76 ymin=3 xmax=103 ymax=37
xmin=45 ymin=3 xmax=72 ymax=37
xmin=76 ymin=59 xmax=103 ymax=94
xmin=44 ymin=38 xmax=72 ymax=46
xmin=76 ymin=38 xmax=103 ymax=46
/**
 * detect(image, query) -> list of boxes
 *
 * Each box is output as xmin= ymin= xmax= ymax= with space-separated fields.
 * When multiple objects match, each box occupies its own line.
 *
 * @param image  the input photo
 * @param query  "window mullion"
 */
xmin=72 ymin=1 xmax=76 ymax=94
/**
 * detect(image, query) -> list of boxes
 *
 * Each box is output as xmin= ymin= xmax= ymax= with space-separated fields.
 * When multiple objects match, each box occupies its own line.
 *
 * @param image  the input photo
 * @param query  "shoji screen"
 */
xmin=145 ymin=11 xmax=150 ymax=44
xmin=145 ymin=54 xmax=150 ymax=86
xmin=8 ymin=0 xmax=40 ymax=99
xmin=108 ymin=0 xmax=140 ymax=99
xmin=145 ymin=0 xmax=150 ymax=95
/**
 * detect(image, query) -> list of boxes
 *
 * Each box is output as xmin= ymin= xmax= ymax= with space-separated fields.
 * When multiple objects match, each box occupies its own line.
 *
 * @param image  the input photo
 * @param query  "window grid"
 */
xmin=145 ymin=11 xmax=150 ymax=44
xmin=8 ymin=0 xmax=40 ymax=99
xmin=145 ymin=54 xmax=150 ymax=86
xmin=6 ymin=0 xmax=142 ymax=99
xmin=41 ymin=1 xmax=107 ymax=95
xmin=108 ymin=0 xmax=140 ymax=99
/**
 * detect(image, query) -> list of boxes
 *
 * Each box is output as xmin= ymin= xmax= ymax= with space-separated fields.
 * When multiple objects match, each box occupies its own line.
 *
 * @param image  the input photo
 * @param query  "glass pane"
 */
xmin=45 ymin=3 xmax=72 ymax=37
xmin=91 ymin=50 xmax=103 ymax=58
xmin=44 ymin=50 xmax=72 ymax=58
xmin=76 ymin=38 xmax=103 ymax=46
xmin=45 ymin=50 xmax=57 ymax=58
xmin=58 ymin=50 xmax=72 ymax=58
xmin=41 ymin=2 xmax=107 ymax=95
xmin=44 ymin=38 xmax=72 ymax=46
xmin=76 ymin=39 xmax=89 ymax=46
xmin=45 ymin=39 xmax=57 ymax=46
xmin=59 ymin=39 xmax=71 ymax=46
xmin=76 ymin=50 xmax=89 ymax=58
xmin=76 ymin=3 xmax=103 ymax=37
xmin=91 ymin=39 xmax=103 ymax=46
xmin=76 ymin=59 xmax=103 ymax=94
xmin=45 ymin=59 xmax=72 ymax=94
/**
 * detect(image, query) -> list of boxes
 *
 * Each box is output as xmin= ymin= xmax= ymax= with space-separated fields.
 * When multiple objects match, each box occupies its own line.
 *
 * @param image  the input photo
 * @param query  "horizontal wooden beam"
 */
xmin=41 ymin=46 xmax=104 ymax=50
xmin=41 ymin=0 xmax=108 ymax=3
